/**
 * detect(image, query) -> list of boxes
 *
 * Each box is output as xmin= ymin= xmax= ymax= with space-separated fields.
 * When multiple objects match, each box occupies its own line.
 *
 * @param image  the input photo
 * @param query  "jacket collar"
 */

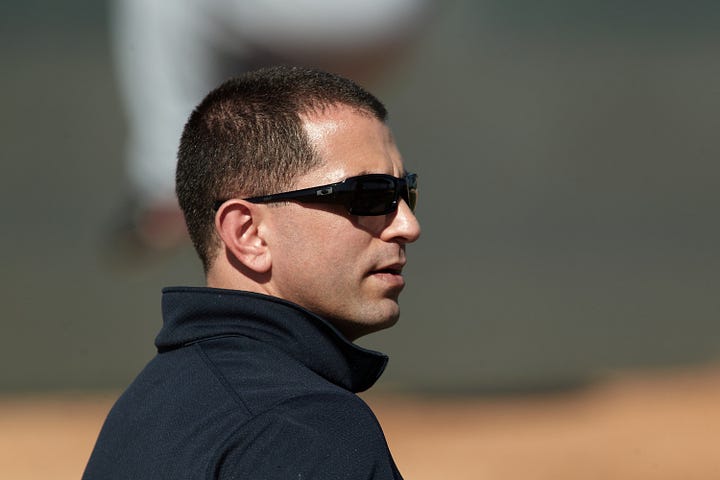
xmin=156 ymin=287 xmax=388 ymax=393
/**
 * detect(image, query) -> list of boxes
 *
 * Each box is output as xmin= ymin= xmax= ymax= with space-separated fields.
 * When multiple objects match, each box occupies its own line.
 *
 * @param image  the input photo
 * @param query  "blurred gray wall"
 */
xmin=1 ymin=0 xmax=719 ymax=393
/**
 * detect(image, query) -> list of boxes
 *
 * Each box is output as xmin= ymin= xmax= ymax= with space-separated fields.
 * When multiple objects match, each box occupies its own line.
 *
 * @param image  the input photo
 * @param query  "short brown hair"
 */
xmin=176 ymin=65 xmax=387 ymax=271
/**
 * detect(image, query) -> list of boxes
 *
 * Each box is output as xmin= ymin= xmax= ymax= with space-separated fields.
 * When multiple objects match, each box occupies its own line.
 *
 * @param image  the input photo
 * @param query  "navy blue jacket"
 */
xmin=83 ymin=287 xmax=403 ymax=479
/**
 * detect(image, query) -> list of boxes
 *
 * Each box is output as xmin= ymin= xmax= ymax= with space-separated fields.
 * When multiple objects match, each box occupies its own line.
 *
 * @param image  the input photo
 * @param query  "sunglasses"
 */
xmin=216 ymin=173 xmax=418 ymax=216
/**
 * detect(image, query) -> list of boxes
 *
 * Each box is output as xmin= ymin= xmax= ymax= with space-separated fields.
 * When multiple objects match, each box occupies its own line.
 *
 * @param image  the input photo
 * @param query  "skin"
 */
xmin=208 ymin=104 xmax=421 ymax=340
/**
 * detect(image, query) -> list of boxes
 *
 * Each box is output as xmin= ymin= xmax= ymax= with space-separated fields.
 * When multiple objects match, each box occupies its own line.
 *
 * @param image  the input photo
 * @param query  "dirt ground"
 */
xmin=2 ymin=364 xmax=719 ymax=480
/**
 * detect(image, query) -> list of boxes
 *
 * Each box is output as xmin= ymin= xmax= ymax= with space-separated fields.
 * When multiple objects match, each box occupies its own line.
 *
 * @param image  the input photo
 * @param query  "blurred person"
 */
xmin=83 ymin=66 xmax=421 ymax=479
xmin=109 ymin=0 xmax=431 ymax=253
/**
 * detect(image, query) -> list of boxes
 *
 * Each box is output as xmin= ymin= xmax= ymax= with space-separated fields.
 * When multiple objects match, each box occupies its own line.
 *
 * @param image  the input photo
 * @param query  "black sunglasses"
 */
xmin=215 ymin=173 xmax=417 ymax=216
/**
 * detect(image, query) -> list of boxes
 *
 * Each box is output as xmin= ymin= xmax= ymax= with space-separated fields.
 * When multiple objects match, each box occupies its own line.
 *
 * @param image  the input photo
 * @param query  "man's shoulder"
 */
xmin=265 ymin=390 xmax=381 ymax=431
xmin=215 ymin=392 xmax=399 ymax=479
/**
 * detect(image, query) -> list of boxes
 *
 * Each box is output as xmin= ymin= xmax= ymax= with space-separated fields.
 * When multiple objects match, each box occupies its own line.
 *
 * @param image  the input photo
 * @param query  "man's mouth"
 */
xmin=371 ymin=261 xmax=405 ymax=276
xmin=374 ymin=266 xmax=403 ymax=275
xmin=368 ymin=263 xmax=406 ymax=289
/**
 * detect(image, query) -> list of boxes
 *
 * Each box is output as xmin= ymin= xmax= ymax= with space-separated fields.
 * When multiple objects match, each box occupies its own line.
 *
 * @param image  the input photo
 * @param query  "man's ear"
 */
xmin=215 ymin=200 xmax=272 ymax=273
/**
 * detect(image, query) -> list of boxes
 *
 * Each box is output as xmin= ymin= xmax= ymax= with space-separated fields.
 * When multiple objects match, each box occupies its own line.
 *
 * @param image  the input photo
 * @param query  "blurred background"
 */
xmin=3 ymin=1 xmax=720 ymax=478
xmin=2 ymin=0 xmax=719 ymax=394
xmin=5 ymin=0 xmax=720 ymax=392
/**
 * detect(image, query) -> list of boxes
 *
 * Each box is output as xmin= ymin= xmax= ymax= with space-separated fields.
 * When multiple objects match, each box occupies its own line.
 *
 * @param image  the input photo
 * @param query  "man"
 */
xmin=83 ymin=66 xmax=421 ymax=479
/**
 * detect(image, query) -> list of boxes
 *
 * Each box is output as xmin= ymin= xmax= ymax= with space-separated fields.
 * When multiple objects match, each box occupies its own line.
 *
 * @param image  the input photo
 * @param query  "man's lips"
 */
xmin=368 ymin=262 xmax=406 ymax=288
xmin=370 ymin=262 xmax=405 ymax=276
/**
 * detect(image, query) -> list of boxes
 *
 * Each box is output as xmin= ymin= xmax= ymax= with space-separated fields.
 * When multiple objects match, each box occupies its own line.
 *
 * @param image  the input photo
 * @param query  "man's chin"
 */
xmin=332 ymin=305 xmax=400 ymax=341
xmin=360 ymin=304 xmax=401 ymax=335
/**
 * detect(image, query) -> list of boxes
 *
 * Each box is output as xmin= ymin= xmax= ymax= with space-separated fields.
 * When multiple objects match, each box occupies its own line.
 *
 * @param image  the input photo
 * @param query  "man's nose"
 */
xmin=382 ymin=199 xmax=421 ymax=244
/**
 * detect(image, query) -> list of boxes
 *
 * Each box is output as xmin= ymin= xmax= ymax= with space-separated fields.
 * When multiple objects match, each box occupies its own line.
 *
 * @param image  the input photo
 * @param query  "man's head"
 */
xmin=176 ymin=66 xmax=420 ymax=339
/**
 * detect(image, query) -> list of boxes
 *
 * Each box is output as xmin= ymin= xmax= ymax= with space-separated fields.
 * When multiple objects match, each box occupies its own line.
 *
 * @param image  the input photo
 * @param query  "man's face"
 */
xmin=262 ymin=105 xmax=421 ymax=340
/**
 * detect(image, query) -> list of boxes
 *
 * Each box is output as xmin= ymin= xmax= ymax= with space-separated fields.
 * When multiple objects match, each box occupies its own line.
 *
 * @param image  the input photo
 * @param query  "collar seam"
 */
xmin=193 ymin=343 xmax=255 ymax=417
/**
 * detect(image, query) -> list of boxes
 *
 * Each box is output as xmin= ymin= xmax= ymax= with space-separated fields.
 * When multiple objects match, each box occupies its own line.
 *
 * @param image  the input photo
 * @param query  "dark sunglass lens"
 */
xmin=350 ymin=178 xmax=396 ymax=214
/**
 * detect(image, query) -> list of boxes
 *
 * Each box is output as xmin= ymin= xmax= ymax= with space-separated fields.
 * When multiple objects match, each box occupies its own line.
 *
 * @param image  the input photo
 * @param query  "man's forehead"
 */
xmin=297 ymin=104 xmax=402 ymax=183
xmin=302 ymin=115 xmax=342 ymax=146
xmin=301 ymin=105 xmax=391 ymax=144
